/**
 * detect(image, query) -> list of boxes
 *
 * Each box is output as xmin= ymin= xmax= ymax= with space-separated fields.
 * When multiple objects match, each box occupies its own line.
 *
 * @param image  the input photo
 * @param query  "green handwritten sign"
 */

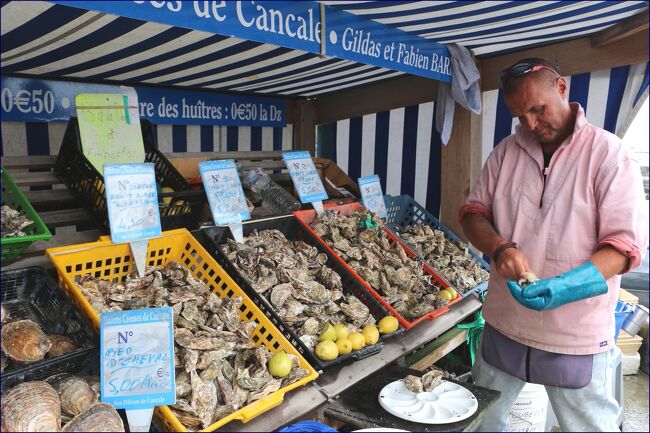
xmin=76 ymin=93 xmax=145 ymax=176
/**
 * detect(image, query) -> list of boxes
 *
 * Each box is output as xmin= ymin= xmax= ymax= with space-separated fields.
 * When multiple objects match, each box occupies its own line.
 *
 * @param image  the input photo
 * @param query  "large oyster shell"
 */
xmin=54 ymin=376 xmax=98 ymax=416
xmin=1 ymin=381 xmax=61 ymax=432
xmin=47 ymin=335 xmax=78 ymax=357
xmin=1 ymin=319 xmax=52 ymax=362
xmin=61 ymin=402 xmax=124 ymax=432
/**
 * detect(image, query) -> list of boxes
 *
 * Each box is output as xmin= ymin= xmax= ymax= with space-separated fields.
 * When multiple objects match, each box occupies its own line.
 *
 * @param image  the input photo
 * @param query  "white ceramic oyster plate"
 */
xmin=378 ymin=379 xmax=478 ymax=424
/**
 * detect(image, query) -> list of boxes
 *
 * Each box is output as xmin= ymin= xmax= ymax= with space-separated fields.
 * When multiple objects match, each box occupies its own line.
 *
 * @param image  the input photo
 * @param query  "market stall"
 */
xmin=2 ymin=1 xmax=649 ymax=432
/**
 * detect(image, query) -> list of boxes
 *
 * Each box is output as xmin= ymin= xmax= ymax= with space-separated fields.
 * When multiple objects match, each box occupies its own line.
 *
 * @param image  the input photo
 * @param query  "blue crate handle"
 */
xmin=383 ymin=194 xmax=490 ymax=296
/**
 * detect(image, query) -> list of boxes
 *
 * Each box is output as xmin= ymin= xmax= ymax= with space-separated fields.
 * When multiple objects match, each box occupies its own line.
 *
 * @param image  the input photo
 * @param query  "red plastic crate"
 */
xmin=293 ymin=202 xmax=461 ymax=329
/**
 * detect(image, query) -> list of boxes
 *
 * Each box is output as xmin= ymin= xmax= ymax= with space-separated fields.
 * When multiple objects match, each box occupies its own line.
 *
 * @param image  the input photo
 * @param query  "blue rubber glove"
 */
xmin=507 ymin=262 xmax=608 ymax=311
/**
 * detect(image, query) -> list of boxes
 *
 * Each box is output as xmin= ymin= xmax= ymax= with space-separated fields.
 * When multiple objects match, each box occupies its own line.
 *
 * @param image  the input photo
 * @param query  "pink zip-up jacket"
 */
xmin=459 ymin=103 xmax=648 ymax=355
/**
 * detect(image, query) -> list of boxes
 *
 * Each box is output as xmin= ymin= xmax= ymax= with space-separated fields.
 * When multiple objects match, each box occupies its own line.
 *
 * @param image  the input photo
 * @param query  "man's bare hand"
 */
xmin=495 ymin=248 xmax=530 ymax=281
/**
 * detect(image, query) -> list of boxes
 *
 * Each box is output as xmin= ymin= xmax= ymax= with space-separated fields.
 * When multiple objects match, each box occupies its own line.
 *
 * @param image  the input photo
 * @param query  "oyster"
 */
xmin=404 ymin=375 xmax=423 ymax=393
xmin=74 ymin=261 xmax=308 ymax=430
xmin=398 ymin=224 xmax=490 ymax=294
xmin=61 ymin=402 xmax=124 ymax=432
xmin=404 ymin=369 xmax=445 ymax=393
xmin=220 ymin=229 xmax=378 ymax=356
xmin=47 ymin=335 xmax=78 ymax=357
xmin=1 ymin=381 xmax=61 ymax=432
xmin=310 ymin=210 xmax=449 ymax=320
xmin=53 ymin=376 xmax=98 ymax=416
xmin=83 ymin=376 xmax=101 ymax=399
xmin=518 ymin=271 xmax=539 ymax=288
xmin=1 ymin=319 xmax=52 ymax=362
xmin=1 ymin=204 xmax=33 ymax=237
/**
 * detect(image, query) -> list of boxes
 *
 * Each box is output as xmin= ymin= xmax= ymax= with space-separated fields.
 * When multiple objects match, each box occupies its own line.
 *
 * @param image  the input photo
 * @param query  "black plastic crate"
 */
xmin=200 ymin=216 xmax=404 ymax=371
xmin=383 ymin=194 xmax=490 ymax=296
xmin=1 ymin=267 xmax=97 ymax=391
xmin=55 ymin=117 xmax=205 ymax=231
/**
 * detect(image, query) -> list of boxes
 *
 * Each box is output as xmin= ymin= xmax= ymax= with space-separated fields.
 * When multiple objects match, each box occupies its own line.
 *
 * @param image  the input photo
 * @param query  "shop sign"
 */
xmin=49 ymin=1 xmax=451 ymax=83
xmin=0 ymin=75 xmax=286 ymax=126
xmin=359 ymin=175 xmax=387 ymax=218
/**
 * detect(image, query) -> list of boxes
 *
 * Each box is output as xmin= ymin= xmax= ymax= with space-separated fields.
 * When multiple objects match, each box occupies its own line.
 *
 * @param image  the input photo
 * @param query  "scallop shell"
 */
xmin=55 ymin=376 xmax=98 ymax=416
xmin=61 ymin=403 xmax=124 ymax=432
xmin=1 ymin=320 xmax=52 ymax=362
xmin=1 ymin=381 xmax=61 ymax=432
xmin=47 ymin=335 xmax=78 ymax=357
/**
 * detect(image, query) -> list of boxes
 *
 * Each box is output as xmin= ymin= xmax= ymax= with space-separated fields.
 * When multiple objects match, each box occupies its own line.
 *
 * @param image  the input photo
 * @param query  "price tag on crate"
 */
xmin=199 ymin=160 xmax=250 ymax=242
xmin=104 ymin=163 xmax=162 ymax=277
xmin=100 ymin=307 xmax=175 ymax=432
xmin=283 ymin=151 xmax=328 ymax=215
xmin=358 ymin=175 xmax=387 ymax=218
xmin=76 ymin=92 xmax=144 ymax=176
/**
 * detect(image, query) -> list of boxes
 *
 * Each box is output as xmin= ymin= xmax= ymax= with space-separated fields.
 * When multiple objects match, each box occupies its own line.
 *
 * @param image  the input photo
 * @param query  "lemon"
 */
xmin=267 ymin=351 xmax=292 ymax=378
xmin=348 ymin=332 xmax=366 ymax=351
xmin=315 ymin=340 xmax=339 ymax=361
xmin=336 ymin=338 xmax=352 ymax=355
xmin=438 ymin=289 xmax=453 ymax=301
xmin=318 ymin=323 xmax=337 ymax=342
xmin=334 ymin=323 xmax=350 ymax=341
xmin=362 ymin=325 xmax=380 ymax=345
xmin=445 ymin=287 xmax=458 ymax=299
xmin=378 ymin=316 xmax=399 ymax=334
xmin=161 ymin=186 xmax=175 ymax=206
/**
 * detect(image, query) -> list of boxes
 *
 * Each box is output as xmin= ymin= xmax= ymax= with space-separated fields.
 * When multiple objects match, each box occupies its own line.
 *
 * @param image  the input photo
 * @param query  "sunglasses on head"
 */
xmin=500 ymin=62 xmax=560 ymax=84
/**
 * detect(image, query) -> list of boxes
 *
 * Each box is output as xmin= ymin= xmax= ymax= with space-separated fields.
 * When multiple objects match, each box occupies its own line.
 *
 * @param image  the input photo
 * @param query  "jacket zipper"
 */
xmin=539 ymin=167 xmax=550 ymax=208
xmin=525 ymin=346 xmax=531 ymax=382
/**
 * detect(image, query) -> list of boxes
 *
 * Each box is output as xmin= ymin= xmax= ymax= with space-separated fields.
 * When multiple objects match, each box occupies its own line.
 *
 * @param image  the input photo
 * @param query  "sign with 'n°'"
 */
xmin=100 ymin=307 xmax=175 ymax=410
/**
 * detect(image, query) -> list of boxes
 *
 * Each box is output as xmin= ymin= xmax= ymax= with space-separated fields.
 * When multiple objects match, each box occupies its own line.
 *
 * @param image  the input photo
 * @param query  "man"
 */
xmin=459 ymin=58 xmax=648 ymax=431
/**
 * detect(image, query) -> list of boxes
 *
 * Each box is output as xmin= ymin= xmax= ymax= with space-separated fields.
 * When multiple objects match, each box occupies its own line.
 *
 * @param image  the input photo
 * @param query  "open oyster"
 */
xmin=1 ymin=381 xmax=61 ymax=432
xmin=1 ymin=319 xmax=52 ymax=362
xmin=404 ymin=369 xmax=445 ymax=393
xmin=61 ymin=403 xmax=124 ymax=432
xmin=518 ymin=271 xmax=539 ymax=288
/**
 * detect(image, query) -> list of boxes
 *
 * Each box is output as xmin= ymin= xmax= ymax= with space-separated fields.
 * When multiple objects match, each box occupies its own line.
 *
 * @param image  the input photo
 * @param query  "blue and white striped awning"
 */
xmin=1 ymin=1 xmax=647 ymax=97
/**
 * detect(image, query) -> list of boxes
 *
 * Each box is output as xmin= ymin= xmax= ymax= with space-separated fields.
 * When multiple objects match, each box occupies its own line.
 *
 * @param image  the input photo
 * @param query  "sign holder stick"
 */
xmin=312 ymin=200 xmax=324 ymax=216
xmin=130 ymin=239 xmax=149 ymax=278
xmin=126 ymin=407 xmax=154 ymax=432
xmin=228 ymin=222 xmax=244 ymax=243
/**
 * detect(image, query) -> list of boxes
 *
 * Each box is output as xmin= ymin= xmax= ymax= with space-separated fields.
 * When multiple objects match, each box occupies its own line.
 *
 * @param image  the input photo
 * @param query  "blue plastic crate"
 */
xmin=383 ymin=194 xmax=490 ymax=296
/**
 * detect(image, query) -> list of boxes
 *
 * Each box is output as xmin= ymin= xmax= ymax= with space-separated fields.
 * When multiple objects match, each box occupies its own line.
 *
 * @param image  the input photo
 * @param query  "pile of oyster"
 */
xmin=1 ymin=204 xmax=34 ymax=237
xmin=75 ymin=261 xmax=308 ymax=429
xmin=1 ymin=311 xmax=79 ymax=373
xmin=397 ymin=224 xmax=489 ymax=294
xmin=220 ymin=229 xmax=376 ymax=352
xmin=310 ymin=210 xmax=448 ymax=320
xmin=1 ymin=376 xmax=123 ymax=432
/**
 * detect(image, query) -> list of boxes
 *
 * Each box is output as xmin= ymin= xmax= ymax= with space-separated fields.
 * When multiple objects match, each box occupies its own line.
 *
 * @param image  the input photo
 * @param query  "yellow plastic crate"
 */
xmin=46 ymin=228 xmax=318 ymax=432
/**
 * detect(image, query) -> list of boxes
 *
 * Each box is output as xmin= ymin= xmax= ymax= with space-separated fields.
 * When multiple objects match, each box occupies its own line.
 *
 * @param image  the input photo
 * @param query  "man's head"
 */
xmin=501 ymin=58 xmax=573 ymax=147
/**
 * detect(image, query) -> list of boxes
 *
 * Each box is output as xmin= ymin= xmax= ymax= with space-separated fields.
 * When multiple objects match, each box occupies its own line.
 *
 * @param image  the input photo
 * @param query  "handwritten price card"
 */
xmin=199 ymin=160 xmax=250 ymax=225
xmin=359 ymin=175 xmax=387 ymax=218
xmin=76 ymin=93 xmax=144 ymax=176
xmin=104 ymin=163 xmax=161 ymax=244
xmin=283 ymin=151 xmax=328 ymax=203
xmin=100 ymin=307 xmax=175 ymax=410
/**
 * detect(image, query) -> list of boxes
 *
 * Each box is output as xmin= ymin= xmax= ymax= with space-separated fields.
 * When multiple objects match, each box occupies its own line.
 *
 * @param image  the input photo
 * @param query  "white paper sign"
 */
xmin=199 ymin=160 xmax=250 ymax=225
xmin=104 ymin=163 xmax=162 ymax=244
xmin=282 ymin=151 xmax=328 ymax=204
xmin=100 ymin=307 xmax=175 ymax=410
xmin=359 ymin=175 xmax=387 ymax=218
